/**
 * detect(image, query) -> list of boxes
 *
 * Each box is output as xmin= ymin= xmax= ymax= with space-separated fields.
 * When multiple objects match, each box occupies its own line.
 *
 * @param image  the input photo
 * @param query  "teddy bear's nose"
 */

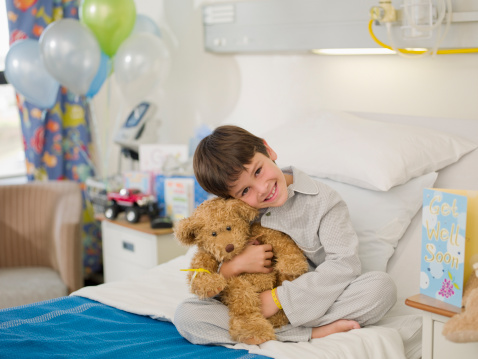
xmin=225 ymin=244 xmax=234 ymax=253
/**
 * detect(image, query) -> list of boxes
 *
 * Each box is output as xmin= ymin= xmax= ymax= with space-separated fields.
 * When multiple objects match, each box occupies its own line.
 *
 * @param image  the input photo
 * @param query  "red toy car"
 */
xmin=104 ymin=188 xmax=157 ymax=223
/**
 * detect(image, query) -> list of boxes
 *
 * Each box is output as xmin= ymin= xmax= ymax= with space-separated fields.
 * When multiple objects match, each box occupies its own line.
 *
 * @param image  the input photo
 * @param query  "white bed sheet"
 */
xmin=72 ymin=249 xmax=410 ymax=359
xmin=73 ymin=112 xmax=478 ymax=359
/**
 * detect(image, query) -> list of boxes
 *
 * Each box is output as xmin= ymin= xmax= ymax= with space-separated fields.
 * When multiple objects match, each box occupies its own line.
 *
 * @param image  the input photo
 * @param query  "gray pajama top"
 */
xmin=260 ymin=166 xmax=362 ymax=327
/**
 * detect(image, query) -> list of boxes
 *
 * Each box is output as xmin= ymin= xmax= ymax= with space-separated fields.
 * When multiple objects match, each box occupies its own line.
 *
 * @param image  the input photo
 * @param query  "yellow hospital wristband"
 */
xmin=180 ymin=268 xmax=211 ymax=274
xmin=271 ymin=287 xmax=282 ymax=310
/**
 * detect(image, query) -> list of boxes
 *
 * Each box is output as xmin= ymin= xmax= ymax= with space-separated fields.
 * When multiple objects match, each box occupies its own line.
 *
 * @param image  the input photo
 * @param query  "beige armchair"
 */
xmin=0 ymin=180 xmax=83 ymax=309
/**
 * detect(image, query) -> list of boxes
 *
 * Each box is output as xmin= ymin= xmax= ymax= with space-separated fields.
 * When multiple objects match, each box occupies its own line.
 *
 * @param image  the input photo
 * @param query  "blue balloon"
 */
xmin=86 ymin=52 xmax=111 ymax=98
xmin=133 ymin=14 xmax=161 ymax=37
xmin=4 ymin=39 xmax=60 ymax=109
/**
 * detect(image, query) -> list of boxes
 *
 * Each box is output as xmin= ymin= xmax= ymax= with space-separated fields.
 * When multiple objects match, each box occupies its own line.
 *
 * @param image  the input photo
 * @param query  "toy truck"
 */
xmin=104 ymin=188 xmax=157 ymax=223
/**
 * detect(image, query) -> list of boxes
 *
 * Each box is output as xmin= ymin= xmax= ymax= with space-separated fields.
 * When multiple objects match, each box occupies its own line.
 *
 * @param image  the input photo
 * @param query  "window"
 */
xmin=0 ymin=1 xmax=27 ymax=180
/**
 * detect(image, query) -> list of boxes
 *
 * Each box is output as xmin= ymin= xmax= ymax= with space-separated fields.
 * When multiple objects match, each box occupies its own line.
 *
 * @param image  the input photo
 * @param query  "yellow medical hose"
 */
xmin=368 ymin=19 xmax=478 ymax=55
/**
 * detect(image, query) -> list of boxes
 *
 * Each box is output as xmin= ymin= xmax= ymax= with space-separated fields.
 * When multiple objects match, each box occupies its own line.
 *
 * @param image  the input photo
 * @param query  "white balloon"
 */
xmin=133 ymin=14 xmax=162 ymax=37
xmin=114 ymin=33 xmax=170 ymax=104
xmin=39 ymin=18 xmax=101 ymax=96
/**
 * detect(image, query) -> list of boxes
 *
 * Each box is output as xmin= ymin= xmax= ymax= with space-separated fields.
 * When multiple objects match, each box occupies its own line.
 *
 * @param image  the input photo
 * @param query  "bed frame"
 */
xmin=1 ymin=112 xmax=477 ymax=359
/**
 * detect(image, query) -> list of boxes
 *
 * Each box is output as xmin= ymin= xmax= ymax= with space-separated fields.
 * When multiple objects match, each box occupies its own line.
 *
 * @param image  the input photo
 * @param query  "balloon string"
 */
xmin=85 ymin=97 xmax=101 ymax=177
xmin=162 ymin=22 xmax=179 ymax=48
xmin=103 ymin=75 xmax=111 ymax=184
xmin=159 ymin=2 xmax=179 ymax=48
xmin=106 ymin=99 xmax=124 ymax=176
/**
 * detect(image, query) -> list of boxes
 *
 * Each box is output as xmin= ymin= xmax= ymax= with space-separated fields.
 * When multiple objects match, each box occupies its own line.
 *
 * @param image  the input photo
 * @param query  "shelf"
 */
xmin=405 ymin=294 xmax=462 ymax=318
xmin=95 ymin=213 xmax=174 ymax=236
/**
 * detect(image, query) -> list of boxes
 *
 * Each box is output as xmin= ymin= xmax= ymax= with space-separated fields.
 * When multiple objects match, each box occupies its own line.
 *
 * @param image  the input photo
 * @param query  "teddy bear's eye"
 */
xmin=226 ymin=226 xmax=231 ymax=231
xmin=212 ymin=232 xmax=217 ymax=237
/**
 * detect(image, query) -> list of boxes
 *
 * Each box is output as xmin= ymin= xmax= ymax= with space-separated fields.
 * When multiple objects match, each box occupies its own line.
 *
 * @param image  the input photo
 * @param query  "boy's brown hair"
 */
xmin=193 ymin=125 xmax=269 ymax=198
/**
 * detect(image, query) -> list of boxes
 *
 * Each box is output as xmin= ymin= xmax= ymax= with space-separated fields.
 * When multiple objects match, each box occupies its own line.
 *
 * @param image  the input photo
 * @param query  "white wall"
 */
xmin=92 ymin=0 xmax=478 ymax=176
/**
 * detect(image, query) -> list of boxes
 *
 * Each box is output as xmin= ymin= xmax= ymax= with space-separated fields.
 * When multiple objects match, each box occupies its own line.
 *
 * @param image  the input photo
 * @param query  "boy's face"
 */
xmin=228 ymin=142 xmax=292 ymax=209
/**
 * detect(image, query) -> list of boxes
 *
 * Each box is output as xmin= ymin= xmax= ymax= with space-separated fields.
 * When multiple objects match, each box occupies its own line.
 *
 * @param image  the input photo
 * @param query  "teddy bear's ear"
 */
xmin=227 ymin=199 xmax=259 ymax=222
xmin=174 ymin=216 xmax=199 ymax=246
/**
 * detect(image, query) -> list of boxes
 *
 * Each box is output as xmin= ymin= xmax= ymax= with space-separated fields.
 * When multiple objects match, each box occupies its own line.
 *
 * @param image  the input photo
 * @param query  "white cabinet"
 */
xmin=101 ymin=218 xmax=187 ymax=283
xmin=406 ymin=294 xmax=478 ymax=359
xmin=422 ymin=311 xmax=478 ymax=359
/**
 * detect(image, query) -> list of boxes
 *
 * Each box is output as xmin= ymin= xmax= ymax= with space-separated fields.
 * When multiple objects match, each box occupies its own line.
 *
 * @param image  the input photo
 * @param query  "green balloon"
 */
xmin=80 ymin=0 xmax=136 ymax=57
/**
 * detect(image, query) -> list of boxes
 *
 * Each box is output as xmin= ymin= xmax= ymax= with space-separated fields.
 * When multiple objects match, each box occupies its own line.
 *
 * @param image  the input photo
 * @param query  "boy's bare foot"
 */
xmin=311 ymin=319 xmax=361 ymax=339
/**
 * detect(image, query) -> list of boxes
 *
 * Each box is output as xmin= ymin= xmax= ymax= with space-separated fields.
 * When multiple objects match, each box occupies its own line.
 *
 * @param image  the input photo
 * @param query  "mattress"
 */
xmin=69 ymin=249 xmax=418 ymax=359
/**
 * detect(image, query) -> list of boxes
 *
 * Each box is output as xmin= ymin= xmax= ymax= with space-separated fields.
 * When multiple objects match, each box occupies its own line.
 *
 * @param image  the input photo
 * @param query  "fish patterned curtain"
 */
xmin=5 ymin=0 xmax=102 ymax=280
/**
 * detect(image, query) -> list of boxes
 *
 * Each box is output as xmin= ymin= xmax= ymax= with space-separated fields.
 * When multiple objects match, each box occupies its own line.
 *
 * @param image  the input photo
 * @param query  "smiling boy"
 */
xmin=174 ymin=125 xmax=397 ymax=345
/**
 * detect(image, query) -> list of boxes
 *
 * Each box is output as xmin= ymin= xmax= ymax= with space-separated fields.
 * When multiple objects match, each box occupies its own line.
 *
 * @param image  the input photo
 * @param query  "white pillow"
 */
xmin=266 ymin=110 xmax=477 ymax=191
xmin=314 ymin=171 xmax=438 ymax=273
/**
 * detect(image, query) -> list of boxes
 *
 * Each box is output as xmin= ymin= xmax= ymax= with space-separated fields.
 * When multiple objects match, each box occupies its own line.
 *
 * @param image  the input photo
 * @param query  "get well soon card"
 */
xmin=420 ymin=188 xmax=478 ymax=308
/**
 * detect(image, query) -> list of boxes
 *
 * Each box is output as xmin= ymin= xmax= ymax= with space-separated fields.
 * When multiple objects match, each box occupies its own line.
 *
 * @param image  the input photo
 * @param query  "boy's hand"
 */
xmin=219 ymin=240 xmax=274 ymax=279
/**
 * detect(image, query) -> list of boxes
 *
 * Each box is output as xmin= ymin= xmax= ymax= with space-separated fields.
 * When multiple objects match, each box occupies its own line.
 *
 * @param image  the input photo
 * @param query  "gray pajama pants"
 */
xmin=173 ymin=271 xmax=397 ymax=345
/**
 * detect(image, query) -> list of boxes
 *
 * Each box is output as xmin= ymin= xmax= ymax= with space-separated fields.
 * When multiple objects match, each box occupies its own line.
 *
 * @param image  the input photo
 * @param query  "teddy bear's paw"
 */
xmin=268 ymin=310 xmax=290 ymax=328
xmin=230 ymin=315 xmax=276 ymax=344
xmin=275 ymin=259 xmax=309 ymax=281
xmin=193 ymin=285 xmax=226 ymax=299
xmin=190 ymin=274 xmax=227 ymax=299
xmin=277 ymin=273 xmax=301 ymax=284
xmin=442 ymin=312 xmax=478 ymax=343
xmin=444 ymin=330 xmax=478 ymax=343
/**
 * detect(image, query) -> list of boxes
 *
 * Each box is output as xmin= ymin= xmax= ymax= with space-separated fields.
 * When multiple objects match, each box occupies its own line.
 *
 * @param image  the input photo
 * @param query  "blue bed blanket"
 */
xmin=0 ymin=296 xmax=270 ymax=359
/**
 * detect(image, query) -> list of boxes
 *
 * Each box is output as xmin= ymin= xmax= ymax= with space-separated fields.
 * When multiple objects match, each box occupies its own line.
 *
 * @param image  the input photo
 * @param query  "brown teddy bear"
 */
xmin=442 ymin=262 xmax=478 ymax=343
xmin=174 ymin=197 xmax=309 ymax=344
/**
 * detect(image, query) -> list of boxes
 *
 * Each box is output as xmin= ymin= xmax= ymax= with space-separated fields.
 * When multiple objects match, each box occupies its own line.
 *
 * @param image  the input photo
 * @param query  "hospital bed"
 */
xmin=1 ymin=111 xmax=477 ymax=359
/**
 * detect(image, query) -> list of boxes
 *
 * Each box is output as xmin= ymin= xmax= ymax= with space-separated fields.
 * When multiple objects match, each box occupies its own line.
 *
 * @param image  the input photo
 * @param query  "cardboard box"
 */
xmin=155 ymin=175 xmax=211 ymax=218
